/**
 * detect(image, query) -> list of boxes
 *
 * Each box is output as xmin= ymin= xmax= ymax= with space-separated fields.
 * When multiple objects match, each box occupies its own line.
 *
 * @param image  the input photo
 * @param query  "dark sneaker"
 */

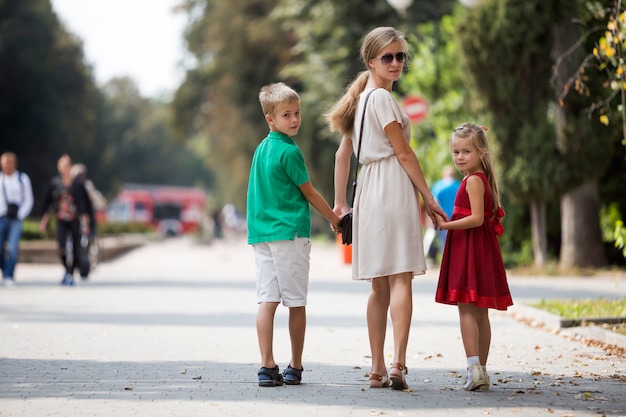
xmin=283 ymin=364 xmax=303 ymax=385
xmin=257 ymin=366 xmax=283 ymax=387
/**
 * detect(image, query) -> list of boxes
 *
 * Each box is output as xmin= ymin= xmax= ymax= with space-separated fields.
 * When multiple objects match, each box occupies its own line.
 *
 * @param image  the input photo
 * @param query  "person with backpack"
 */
xmin=38 ymin=154 xmax=91 ymax=286
xmin=0 ymin=152 xmax=34 ymax=287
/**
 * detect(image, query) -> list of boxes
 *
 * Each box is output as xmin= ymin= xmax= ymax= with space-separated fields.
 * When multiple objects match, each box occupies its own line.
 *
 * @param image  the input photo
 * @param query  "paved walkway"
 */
xmin=1 ymin=237 xmax=625 ymax=417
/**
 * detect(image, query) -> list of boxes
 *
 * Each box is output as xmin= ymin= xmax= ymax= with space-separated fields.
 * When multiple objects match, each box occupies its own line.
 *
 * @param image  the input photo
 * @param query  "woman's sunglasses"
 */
xmin=375 ymin=52 xmax=407 ymax=65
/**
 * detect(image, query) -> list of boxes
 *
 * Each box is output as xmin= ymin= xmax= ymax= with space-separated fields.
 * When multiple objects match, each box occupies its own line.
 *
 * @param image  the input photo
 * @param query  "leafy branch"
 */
xmin=557 ymin=0 xmax=626 ymax=148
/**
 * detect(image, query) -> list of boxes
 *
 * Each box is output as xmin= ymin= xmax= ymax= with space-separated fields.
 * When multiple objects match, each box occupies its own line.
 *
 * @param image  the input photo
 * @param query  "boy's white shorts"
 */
xmin=253 ymin=237 xmax=311 ymax=307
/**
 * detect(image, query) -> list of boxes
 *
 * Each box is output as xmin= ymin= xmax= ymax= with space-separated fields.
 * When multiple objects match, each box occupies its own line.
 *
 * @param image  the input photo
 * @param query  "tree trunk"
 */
xmin=529 ymin=198 xmax=547 ymax=266
xmin=559 ymin=180 xmax=607 ymax=269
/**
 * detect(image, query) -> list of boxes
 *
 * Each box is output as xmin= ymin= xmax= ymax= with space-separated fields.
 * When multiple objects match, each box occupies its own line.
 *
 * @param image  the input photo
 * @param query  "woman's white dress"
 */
xmin=352 ymin=88 xmax=426 ymax=281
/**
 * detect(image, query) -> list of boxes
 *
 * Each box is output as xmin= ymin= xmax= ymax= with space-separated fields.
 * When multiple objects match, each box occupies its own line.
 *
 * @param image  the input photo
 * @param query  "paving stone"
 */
xmin=1 ymin=237 xmax=625 ymax=416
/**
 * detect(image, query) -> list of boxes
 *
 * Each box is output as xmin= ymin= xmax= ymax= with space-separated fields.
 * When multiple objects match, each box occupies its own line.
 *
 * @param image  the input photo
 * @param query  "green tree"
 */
xmin=456 ymin=0 xmax=565 ymax=266
xmin=276 ymin=0 xmax=457 ymax=203
xmin=173 ymin=0 xmax=457 ymax=213
xmin=173 ymin=0 xmax=299 ymax=210
xmin=558 ymin=0 xmax=626 ymax=260
xmin=0 ymin=0 xmax=99 ymax=209
xmin=458 ymin=0 xmax=619 ymax=268
xmin=551 ymin=1 xmax=614 ymax=268
xmin=91 ymin=77 xmax=215 ymax=199
xmin=400 ymin=16 xmax=479 ymax=181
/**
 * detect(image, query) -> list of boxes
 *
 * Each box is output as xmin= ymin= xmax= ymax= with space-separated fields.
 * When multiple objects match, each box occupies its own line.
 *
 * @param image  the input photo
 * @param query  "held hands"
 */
xmin=331 ymin=203 xmax=349 ymax=233
xmin=330 ymin=215 xmax=342 ymax=234
xmin=432 ymin=212 xmax=448 ymax=230
xmin=424 ymin=197 xmax=448 ymax=230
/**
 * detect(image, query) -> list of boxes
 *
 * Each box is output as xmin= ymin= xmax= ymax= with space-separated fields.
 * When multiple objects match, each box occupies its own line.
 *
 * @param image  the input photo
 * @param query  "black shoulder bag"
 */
xmin=338 ymin=88 xmax=375 ymax=245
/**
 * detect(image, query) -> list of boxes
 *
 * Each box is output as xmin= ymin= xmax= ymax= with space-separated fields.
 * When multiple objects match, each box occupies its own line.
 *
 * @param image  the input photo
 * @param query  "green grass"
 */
xmin=531 ymin=297 xmax=626 ymax=318
xmin=532 ymin=298 xmax=626 ymax=336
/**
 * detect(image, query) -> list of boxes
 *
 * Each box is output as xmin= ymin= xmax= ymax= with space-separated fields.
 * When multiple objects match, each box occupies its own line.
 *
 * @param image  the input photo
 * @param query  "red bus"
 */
xmin=106 ymin=183 xmax=206 ymax=236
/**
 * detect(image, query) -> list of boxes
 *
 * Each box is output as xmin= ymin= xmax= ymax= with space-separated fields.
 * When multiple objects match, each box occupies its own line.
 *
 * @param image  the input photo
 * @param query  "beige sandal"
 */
xmin=369 ymin=373 xmax=391 ymax=388
xmin=389 ymin=363 xmax=408 ymax=390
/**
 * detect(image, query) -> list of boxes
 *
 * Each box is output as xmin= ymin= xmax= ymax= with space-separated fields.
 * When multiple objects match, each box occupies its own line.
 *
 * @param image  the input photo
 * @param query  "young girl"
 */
xmin=434 ymin=123 xmax=513 ymax=391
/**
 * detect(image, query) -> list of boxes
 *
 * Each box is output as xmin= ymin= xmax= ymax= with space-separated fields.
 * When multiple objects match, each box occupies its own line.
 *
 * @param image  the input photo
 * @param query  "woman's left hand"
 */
xmin=424 ymin=198 xmax=447 ymax=228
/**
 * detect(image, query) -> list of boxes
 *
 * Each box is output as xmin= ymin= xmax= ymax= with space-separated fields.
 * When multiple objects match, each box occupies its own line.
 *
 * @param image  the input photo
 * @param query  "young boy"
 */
xmin=247 ymin=82 xmax=341 ymax=387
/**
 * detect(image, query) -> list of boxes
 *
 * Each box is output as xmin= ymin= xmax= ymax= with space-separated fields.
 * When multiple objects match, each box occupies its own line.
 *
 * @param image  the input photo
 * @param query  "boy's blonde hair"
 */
xmin=259 ymin=82 xmax=300 ymax=117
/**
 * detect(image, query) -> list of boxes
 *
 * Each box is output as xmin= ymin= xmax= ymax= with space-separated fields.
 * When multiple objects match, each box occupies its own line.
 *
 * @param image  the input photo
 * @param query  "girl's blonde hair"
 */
xmin=326 ymin=27 xmax=409 ymax=136
xmin=451 ymin=123 xmax=502 ymax=214
xmin=259 ymin=82 xmax=300 ymax=117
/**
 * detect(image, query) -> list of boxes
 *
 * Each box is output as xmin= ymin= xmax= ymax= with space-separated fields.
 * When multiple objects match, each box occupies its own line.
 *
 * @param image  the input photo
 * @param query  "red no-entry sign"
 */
xmin=403 ymin=96 xmax=429 ymax=123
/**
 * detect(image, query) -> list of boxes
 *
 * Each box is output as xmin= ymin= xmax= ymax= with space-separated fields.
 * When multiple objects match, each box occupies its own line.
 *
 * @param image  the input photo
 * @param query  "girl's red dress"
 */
xmin=435 ymin=173 xmax=513 ymax=310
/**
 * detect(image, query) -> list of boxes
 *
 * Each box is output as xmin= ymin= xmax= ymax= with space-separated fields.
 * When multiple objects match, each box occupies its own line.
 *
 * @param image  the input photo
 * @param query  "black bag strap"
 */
xmin=350 ymin=88 xmax=375 ymax=207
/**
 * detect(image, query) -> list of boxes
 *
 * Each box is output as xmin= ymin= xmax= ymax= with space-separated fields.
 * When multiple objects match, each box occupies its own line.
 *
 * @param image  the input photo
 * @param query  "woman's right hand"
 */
xmin=333 ymin=203 xmax=350 ymax=218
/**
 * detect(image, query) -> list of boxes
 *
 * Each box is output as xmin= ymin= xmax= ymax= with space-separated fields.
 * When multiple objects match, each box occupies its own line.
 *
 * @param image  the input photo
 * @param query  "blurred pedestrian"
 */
xmin=38 ymin=154 xmax=91 ymax=286
xmin=0 ymin=152 xmax=34 ymax=287
xmin=327 ymin=26 xmax=446 ymax=390
xmin=427 ymin=165 xmax=461 ymax=262
xmin=434 ymin=123 xmax=513 ymax=391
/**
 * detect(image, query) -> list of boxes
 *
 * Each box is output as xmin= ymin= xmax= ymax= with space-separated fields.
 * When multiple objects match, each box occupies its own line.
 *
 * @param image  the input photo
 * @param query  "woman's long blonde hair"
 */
xmin=326 ymin=27 xmax=409 ymax=137
xmin=451 ymin=123 xmax=502 ymax=215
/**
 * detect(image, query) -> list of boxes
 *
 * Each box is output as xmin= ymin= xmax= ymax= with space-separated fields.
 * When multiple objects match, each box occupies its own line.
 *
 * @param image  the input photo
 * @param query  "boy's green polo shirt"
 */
xmin=247 ymin=131 xmax=311 ymax=244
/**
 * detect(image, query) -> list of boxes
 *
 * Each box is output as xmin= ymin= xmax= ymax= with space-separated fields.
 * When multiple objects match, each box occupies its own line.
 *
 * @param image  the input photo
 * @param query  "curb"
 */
xmin=508 ymin=303 xmax=626 ymax=350
xmin=19 ymin=235 xmax=147 ymax=263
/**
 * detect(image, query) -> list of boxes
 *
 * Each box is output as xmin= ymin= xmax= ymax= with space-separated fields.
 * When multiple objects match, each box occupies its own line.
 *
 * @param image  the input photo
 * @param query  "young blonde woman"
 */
xmin=327 ymin=27 xmax=446 ymax=390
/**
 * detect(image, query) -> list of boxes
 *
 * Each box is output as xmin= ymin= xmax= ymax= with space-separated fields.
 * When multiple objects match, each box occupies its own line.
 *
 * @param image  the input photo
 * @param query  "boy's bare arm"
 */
xmin=298 ymin=181 xmax=341 ymax=229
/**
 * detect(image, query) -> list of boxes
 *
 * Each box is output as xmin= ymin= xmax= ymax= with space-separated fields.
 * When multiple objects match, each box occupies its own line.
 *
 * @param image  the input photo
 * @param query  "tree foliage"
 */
xmin=456 ymin=0 xmax=570 ymax=202
xmin=92 ymin=78 xmax=215 ymax=198
xmin=0 ymin=0 xmax=214 ymax=213
xmin=558 ymin=0 xmax=626 ymax=259
xmin=0 ymin=0 xmax=98 ymax=206
xmin=172 ymin=0 xmax=458 ymax=211
xmin=172 ymin=0 xmax=301 ymax=209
